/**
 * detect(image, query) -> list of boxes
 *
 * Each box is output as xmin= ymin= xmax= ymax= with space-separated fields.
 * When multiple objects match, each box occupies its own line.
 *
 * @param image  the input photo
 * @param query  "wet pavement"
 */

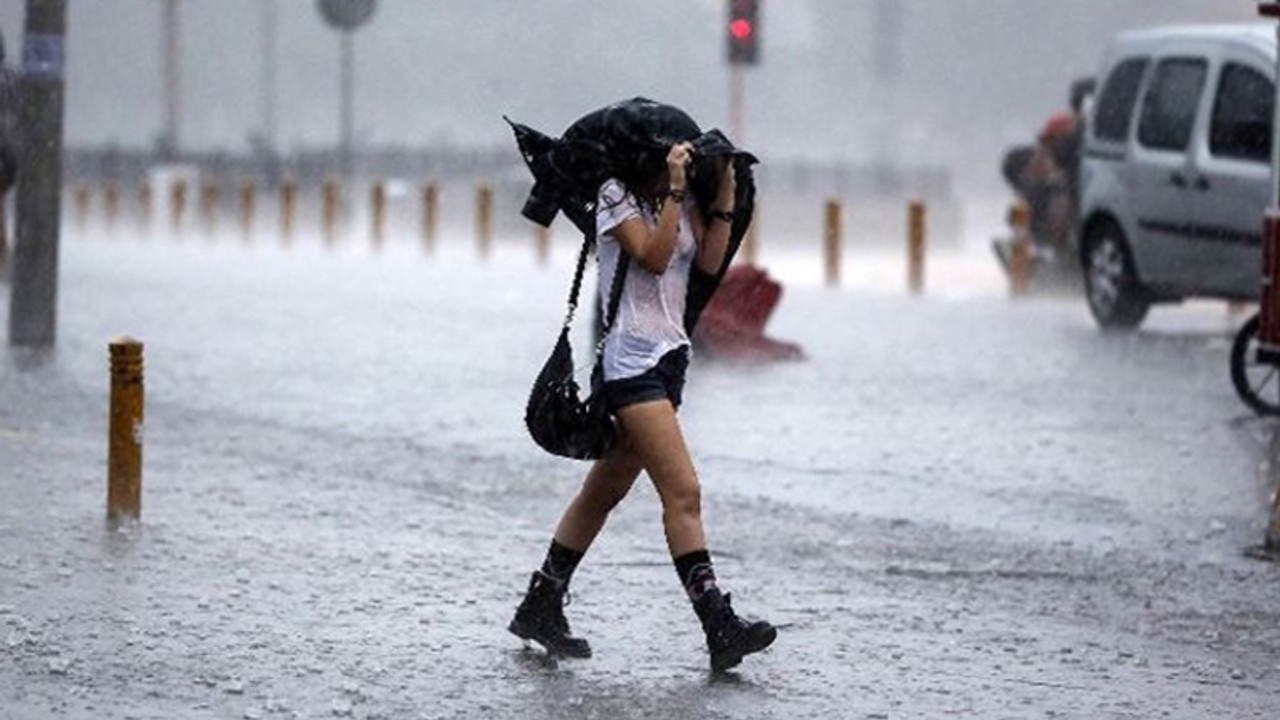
xmin=2 ymin=227 xmax=1279 ymax=719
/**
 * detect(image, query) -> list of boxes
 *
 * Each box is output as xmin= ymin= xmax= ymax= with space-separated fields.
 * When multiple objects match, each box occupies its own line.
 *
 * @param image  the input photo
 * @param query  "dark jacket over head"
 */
xmin=507 ymin=97 xmax=758 ymax=334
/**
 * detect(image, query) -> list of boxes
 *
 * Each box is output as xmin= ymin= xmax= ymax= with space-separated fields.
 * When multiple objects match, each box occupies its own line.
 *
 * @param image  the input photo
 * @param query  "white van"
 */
xmin=1079 ymin=23 xmax=1275 ymax=329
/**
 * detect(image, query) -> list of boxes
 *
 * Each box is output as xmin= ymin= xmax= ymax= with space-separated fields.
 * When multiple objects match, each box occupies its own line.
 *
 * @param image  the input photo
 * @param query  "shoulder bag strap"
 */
xmin=594 ymin=223 xmax=629 ymax=359
xmin=562 ymin=221 xmax=629 ymax=345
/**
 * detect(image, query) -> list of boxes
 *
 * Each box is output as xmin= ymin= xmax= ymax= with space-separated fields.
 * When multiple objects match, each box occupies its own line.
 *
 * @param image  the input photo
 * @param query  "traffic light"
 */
xmin=727 ymin=0 xmax=760 ymax=66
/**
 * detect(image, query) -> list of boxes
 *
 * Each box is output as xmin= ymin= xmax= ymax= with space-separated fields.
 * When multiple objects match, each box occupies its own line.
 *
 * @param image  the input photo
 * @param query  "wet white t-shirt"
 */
xmin=595 ymin=178 xmax=697 ymax=381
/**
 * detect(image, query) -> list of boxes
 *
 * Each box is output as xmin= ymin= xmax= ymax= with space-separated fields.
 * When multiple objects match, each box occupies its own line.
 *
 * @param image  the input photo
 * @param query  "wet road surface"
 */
xmin=2 ymin=232 xmax=1278 ymax=719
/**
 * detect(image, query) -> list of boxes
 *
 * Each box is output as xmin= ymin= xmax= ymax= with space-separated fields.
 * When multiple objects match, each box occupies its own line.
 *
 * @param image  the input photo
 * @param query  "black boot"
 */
xmin=694 ymin=589 xmax=776 ymax=672
xmin=508 ymin=571 xmax=592 ymax=658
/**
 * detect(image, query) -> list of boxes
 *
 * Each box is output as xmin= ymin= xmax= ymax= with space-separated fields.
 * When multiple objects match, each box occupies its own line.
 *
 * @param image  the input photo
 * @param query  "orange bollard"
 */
xmin=908 ymin=200 xmax=927 ymax=295
xmin=107 ymin=337 xmax=144 ymax=524
xmin=239 ymin=180 xmax=256 ymax=240
xmin=421 ymin=182 xmax=438 ymax=253
xmin=322 ymin=178 xmax=340 ymax=245
xmin=280 ymin=178 xmax=297 ymax=242
xmin=139 ymin=181 xmax=154 ymax=231
xmin=171 ymin=179 xmax=188 ymax=232
xmin=824 ymin=199 xmax=842 ymax=287
xmin=370 ymin=181 xmax=386 ymax=248
xmin=1008 ymin=201 xmax=1032 ymax=297
xmin=535 ymin=223 xmax=551 ymax=266
xmin=75 ymin=184 xmax=91 ymax=232
xmin=105 ymin=181 xmax=120 ymax=230
xmin=476 ymin=184 xmax=494 ymax=258
xmin=200 ymin=182 xmax=220 ymax=234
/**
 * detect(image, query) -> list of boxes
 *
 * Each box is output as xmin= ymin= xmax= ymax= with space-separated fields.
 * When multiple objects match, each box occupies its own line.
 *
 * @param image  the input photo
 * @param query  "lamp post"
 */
xmin=726 ymin=0 xmax=760 ymax=144
xmin=316 ymin=0 xmax=376 ymax=182
xmin=8 ymin=0 xmax=67 ymax=348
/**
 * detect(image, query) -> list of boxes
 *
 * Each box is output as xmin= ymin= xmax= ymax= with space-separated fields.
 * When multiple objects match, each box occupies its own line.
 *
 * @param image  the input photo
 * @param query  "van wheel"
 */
xmin=1083 ymin=223 xmax=1149 ymax=330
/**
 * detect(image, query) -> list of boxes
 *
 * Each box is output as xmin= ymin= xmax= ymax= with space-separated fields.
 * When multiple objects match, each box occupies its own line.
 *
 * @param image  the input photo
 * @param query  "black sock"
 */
xmin=539 ymin=539 xmax=585 ymax=587
xmin=674 ymin=549 xmax=719 ymax=602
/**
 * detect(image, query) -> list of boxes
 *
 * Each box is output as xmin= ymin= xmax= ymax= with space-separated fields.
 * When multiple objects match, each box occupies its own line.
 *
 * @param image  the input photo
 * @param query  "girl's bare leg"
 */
xmin=553 ymin=445 xmax=644 ymax=550
xmin=613 ymin=400 xmax=706 ymax=556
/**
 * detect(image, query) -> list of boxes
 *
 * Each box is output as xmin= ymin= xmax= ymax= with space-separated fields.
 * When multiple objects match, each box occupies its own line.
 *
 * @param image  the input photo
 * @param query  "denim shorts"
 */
xmin=602 ymin=347 xmax=690 ymax=413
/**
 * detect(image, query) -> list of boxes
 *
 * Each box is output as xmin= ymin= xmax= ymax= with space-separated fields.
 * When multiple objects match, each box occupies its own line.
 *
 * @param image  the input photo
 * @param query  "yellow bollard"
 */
xmin=370 ymin=181 xmax=386 ymax=248
xmin=171 ymin=179 xmax=188 ymax=232
xmin=421 ymin=182 xmax=438 ymax=253
xmin=824 ymin=199 xmax=842 ymax=287
xmin=1008 ymin=201 xmax=1032 ymax=297
xmin=240 ymin=180 xmax=256 ymax=240
xmin=280 ymin=178 xmax=298 ymax=242
xmin=476 ymin=184 xmax=494 ymax=258
xmin=200 ymin=182 xmax=220 ymax=234
xmin=322 ymin=178 xmax=340 ymax=245
xmin=75 ymin=184 xmax=91 ymax=232
xmin=908 ymin=200 xmax=927 ymax=295
xmin=139 ymin=181 xmax=154 ymax=231
xmin=107 ymin=337 xmax=144 ymax=524
xmin=105 ymin=181 xmax=120 ymax=230
xmin=535 ymin=223 xmax=551 ymax=266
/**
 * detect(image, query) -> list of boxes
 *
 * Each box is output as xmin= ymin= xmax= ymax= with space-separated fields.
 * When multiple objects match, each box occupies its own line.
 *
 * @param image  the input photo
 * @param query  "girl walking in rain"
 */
xmin=508 ymin=102 xmax=777 ymax=672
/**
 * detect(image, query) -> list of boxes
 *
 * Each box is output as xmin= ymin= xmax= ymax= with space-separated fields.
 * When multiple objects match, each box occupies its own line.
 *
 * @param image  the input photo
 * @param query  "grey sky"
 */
xmin=0 ymin=1 xmax=1260 ymax=191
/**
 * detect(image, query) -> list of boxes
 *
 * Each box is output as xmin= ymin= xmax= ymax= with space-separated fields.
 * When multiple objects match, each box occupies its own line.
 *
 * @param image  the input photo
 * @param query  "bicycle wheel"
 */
xmin=1230 ymin=313 xmax=1280 ymax=416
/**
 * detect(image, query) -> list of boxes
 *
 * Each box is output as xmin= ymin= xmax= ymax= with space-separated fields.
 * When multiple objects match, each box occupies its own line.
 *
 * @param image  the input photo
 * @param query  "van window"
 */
xmin=1093 ymin=58 xmax=1148 ymax=142
xmin=1137 ymin=58 xmax=1208 ymax=151
xmin=1210 ymin=62 xmax=1274 ymax=164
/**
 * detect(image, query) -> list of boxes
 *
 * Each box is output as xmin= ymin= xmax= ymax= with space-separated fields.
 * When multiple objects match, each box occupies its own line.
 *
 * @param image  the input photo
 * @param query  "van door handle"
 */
xmin=1194 ymin=176 xmax=1211 ymax=192
xmin=1170 ymin=172 xmax=1188 ymax=189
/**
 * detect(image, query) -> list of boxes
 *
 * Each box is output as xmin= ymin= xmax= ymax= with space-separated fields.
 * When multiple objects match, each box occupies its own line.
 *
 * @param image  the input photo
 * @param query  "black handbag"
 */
xmin=525 ymin=226 xmax=629 ymax=460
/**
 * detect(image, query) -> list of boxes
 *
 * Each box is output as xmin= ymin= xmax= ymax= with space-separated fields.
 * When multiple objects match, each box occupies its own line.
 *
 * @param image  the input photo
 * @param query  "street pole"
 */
xmin=729 ymin=64 xmax=744 ymax=144
xmin=317 ymin=0 xmax=376 ymax=196
xmin=8 ymin=0 xmax=67 ymax=348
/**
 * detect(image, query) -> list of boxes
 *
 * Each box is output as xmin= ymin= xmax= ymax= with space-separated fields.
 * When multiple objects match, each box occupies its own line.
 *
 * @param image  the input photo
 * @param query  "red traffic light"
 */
xmin=727 ymin=0 xmax=760 ymax=66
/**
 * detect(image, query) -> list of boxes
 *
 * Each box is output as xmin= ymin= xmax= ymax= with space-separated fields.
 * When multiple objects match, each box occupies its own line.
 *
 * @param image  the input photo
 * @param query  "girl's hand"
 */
xmin=667 ymin=142 xmax=693 ymax=188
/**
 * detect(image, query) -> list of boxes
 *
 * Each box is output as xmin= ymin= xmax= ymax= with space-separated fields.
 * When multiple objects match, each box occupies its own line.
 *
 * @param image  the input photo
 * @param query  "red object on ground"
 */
xmin=694 ymin=264 xmax=804 ymax=362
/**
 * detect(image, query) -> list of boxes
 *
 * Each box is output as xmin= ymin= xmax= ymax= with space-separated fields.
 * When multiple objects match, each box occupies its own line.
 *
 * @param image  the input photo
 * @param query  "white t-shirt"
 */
xmin=595 ymin=178 xmax=697 ymax=381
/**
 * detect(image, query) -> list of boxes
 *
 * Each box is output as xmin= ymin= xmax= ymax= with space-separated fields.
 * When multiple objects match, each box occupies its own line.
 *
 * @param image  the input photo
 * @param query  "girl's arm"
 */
xmin=693 ymin=159 xmax=736 ymax=275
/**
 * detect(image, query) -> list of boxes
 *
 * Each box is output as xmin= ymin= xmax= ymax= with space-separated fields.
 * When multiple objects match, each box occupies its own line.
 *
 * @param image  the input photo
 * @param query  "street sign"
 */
xmin=317 ymin=0 xmax=376 ymax=31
